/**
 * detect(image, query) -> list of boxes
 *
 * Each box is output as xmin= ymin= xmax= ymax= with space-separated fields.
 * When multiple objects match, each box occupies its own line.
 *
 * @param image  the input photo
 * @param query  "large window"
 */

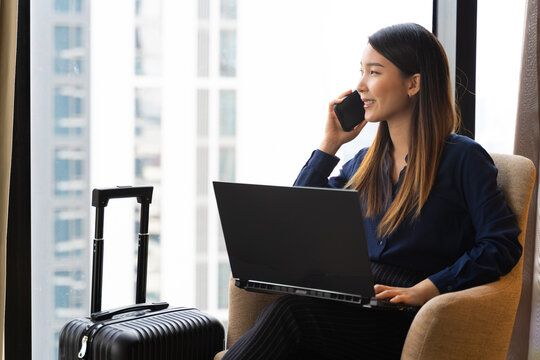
xmin=31 ymin=1 xmax=433 ymax=358
xmin=475 ymin=0 xmax=527 ymax=153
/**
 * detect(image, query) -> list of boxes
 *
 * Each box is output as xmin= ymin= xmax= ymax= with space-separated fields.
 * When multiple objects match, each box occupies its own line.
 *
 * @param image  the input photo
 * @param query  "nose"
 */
xmin=356 ymin=73 xmax=367 ymax=94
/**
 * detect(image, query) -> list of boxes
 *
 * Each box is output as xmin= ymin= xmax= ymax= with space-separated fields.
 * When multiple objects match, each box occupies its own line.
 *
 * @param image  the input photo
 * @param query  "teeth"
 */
xmin=364 ymin=100 xmax=375 ymax=105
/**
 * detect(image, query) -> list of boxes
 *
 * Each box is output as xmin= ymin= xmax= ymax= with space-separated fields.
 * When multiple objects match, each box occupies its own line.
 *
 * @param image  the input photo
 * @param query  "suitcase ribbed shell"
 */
xmin=59 ymin=307 xmax=225 ymax=360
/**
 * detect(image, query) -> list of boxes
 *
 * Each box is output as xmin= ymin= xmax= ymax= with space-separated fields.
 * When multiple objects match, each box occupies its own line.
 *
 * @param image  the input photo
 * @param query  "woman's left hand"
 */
xmin=374 ymin=278 xmax=440 ymax=307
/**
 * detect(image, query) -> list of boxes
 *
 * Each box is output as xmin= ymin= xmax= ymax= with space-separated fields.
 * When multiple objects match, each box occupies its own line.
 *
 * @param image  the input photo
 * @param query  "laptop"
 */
xmin=213 ymin=181 xmax=417 ymax=311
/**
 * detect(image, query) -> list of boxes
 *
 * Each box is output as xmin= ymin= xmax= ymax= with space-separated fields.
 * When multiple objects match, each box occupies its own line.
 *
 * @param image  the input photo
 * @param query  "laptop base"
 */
xmin=236 ymin=279 xmax=367 ymax=305
xmin=236 ymin=279 xmax=420 ymax=312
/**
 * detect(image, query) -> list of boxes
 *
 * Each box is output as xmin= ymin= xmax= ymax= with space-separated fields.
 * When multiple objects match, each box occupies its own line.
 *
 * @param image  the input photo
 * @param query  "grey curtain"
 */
xmin=508 ymin=0 xmax=540 ymax=358
xmin=0 ymin=0 xmax=19 ymax=356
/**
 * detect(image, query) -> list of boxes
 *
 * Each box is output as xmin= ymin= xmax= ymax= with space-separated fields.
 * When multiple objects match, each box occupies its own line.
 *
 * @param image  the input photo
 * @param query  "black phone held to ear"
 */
xmin=333 ymin=90 xmax=365 ymax=132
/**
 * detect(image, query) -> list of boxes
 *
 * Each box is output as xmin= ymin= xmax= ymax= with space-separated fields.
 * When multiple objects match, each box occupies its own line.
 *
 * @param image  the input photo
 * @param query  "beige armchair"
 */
xmin=214 ymin=153 xmax=536 ymax=360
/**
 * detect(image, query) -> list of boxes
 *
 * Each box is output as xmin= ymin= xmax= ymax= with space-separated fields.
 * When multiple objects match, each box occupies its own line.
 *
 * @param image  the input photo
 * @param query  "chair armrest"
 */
xmin=401 ymin=269 xmax=522 ymax=360
xmin=225 ymin=277 xmax=282 ymax=349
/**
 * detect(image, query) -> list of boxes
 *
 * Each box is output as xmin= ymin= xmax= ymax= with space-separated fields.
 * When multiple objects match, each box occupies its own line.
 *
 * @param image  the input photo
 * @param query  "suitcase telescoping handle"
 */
xmin=91 ymin=186 xmax=154 ymax=314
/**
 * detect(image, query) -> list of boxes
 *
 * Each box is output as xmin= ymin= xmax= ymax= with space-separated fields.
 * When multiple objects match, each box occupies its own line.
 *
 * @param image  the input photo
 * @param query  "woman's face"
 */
xmin=356 ymin=45 xmax=415 ymax=124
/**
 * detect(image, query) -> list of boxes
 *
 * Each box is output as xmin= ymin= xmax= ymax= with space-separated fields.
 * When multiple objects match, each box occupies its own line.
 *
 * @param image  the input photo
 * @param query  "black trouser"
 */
xmin=222 ymin=295 xmax=417 ymax=360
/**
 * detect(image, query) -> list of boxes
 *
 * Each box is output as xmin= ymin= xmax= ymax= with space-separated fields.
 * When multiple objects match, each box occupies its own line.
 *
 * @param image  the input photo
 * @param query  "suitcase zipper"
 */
xmin=78 ymin=323 xmax=104 ymax=359
xmin=77 ymin=336 xmax=88 ymax=358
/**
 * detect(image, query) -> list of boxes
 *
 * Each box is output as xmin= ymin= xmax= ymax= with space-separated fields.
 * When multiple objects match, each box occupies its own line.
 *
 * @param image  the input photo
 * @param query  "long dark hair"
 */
xmin=346 ymin=23 xmax=459 ymax=237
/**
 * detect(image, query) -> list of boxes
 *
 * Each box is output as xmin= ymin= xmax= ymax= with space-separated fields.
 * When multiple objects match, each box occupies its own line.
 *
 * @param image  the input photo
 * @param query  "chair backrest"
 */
xmin=491 ymin=153 xmax=536 ymax=233
xmin=491 ymin=153 xmax=536 ymax=283
xmin=401 ymin=153 xmax=536 ymax=360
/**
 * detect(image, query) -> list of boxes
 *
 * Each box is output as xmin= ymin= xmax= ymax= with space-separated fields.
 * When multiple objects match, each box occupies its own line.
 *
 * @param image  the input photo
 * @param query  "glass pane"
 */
xmin=54 ymin=0 xmax=82 ymax=13
xmin=134 ymin=26 xmax=161 ymax=76
xmin=221 ymin=0 xmax=236 ymax=20
xmin=475 ymin=0 xmax=526 ymax=153
xmin=135 ymin=88 xmax=161 ymax=125
xmin=135 ymin=0 xmax=160 ymax=18
xmin=219 ymin=147 xmax=235 ymax=182
xmin=54 ymin=0 xmax=69 ymax=12
xmin=54 ymin=25 xmax=83 ymax=75
xmin=220 ymin=29 xmax=236 ymax=77
xmin=54 ymin=148 xmax=85 ymax=197
xmin=219 ymin=89 xmax=236 ymax=136
xmin=54 ymin=86 xmax=84 ymax=136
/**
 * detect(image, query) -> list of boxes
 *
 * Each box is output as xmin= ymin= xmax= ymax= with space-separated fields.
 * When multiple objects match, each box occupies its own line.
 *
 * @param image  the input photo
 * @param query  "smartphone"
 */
xmin=333 ymin=90 xmax=365 ymax=132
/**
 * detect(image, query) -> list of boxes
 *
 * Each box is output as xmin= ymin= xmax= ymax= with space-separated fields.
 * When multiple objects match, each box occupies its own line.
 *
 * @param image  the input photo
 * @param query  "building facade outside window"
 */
xmin=30 ymin=1 xmax=493 ymax=358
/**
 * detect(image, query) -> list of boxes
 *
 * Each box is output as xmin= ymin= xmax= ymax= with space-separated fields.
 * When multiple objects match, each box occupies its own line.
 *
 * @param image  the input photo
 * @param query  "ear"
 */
xmin=407 ymin=73 xmax=421 ymax=97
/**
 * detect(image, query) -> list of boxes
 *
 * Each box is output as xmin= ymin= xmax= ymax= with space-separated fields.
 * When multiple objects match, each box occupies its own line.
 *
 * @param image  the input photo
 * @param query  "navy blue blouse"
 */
xmin=294 ymin=134 xmax=522 ymax=294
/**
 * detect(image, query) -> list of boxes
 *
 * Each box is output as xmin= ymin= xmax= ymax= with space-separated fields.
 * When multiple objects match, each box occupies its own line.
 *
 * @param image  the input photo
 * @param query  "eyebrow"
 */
xmin=361 ymin=62 xmax=385 ymax=67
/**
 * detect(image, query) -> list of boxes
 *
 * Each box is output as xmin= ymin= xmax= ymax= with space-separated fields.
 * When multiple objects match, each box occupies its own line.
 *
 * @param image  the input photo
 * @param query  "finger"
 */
xmin=337 ymin=89 xmax=353 ymax=99
xmin=375 ymin=289 xmax=402 ymax=299
xmin=374 ymin=284 xmax=391 ymax=294
xmin=374 ymin=284 xmax=399 ymax=292
xmin=329 ymin=90 xmax=354 ymax=109
xmin=389 ymin=295 xmax=408 ymax=304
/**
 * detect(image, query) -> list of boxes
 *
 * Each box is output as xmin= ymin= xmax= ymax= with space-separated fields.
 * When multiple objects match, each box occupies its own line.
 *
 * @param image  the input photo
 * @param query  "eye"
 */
xmin=370 ymin=70 xmax=379 ymax=75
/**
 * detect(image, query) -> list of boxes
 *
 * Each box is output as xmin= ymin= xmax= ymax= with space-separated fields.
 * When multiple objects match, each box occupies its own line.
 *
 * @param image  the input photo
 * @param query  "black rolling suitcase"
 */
xmin=58 ymin=186 xmax=225 ymax=360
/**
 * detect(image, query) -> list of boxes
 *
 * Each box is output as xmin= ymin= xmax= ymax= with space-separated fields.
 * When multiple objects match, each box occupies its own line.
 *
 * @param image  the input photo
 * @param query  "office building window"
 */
xmin=198 ymin=28 xmax=210 ymax=77
xmin=135 ymin=0 xmax=160 ymax=18
xmin=54 ymin=147 xmax=85 ymax=197
xmin=54 ymin=0 xmax=82 ymax=13
xmin=54 ymin=86 xmax=84 ymax=136
xmin=135 ymin=88 xmax=161 ymax=126
xmin=54 ymin=25 xmax=83 ymax=75
xmin=135 ymin=88 xmax=161 ymax=182
xmin=220 ymin=0 xmax=236 ymax=20
xmin=135 ymin=26 xmax=162 ymax=76
xmin=219 ymin=147 xmax=235 ymax=182
xmin=54 ymin=209 xmax=85 ymax=258
xmin=135 ymin=154 xmax=161 ymax=180
xmin=54 ymin=270 xmax=85 ymax=313
xmin=219 ymin=89 xmax=236 ymax=136
xmin=219 ymin=30 xmax=236 ymax=77
xmin=218 ymin=263 xmax=230 ymax=309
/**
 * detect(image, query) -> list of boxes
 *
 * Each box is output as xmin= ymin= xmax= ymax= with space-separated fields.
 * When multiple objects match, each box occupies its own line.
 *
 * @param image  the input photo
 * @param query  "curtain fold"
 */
xmin=0 ymin=0 xmax=18 ymax=357
xmin=509 ymin=0 xmax=540 ymax=358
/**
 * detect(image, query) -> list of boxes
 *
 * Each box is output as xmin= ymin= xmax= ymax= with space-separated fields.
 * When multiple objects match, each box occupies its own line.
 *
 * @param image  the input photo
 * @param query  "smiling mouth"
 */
xmin=363 ymin=100 xmax=375 ymax=105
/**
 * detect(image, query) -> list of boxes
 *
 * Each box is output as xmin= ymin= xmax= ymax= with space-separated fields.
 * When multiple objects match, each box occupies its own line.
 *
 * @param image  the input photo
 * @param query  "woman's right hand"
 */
xmin=318 ymin=90 xmax=367 ymax=156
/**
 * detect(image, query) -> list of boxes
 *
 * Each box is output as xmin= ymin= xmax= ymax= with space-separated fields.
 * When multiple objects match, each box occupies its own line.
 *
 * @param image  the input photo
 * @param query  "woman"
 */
xmin=223 ymin=23 xmax=522 ymax=360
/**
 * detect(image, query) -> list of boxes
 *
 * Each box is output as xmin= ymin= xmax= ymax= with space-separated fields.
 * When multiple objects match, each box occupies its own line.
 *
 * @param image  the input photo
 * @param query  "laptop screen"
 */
xmin=213 ymin=181 xmax=375 ymax=298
